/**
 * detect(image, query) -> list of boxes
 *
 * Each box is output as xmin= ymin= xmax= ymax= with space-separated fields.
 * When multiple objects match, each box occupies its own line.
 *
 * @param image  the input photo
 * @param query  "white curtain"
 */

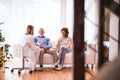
xmin=0 ymin=0 xmax=73 ymax=53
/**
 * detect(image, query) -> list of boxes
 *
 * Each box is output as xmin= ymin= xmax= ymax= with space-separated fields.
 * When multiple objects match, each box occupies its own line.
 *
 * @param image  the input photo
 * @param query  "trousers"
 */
xmin=58 ymin=46 xmax=71 ymax=66
xmin=39 ymin=48 xmax=58 ymax=65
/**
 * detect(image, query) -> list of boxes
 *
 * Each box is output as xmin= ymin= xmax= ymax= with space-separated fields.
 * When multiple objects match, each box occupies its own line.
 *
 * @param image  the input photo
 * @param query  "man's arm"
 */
xmin=34 ymin=37 xmax=37 ymax=43
xmin=34 ymin=37 xmax=41 ymax=46
xmin=46 ymin=38 xmax=52 ymax=48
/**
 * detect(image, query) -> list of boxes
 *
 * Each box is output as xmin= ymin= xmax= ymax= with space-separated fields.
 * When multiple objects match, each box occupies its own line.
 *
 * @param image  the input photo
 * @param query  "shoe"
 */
xmin=55 ymin=65 xmax=58 ymax=68
xmin=39 ymin=65 xmax=43 ymax=71
xmin=55 ymin=65 xmax=63 ymax=71
xmin=29 ymin=70 xmax=32 ymax=73
xmin=34 ymin=68 xmax=37 ymax=71
xmin=53 ymin=60 xmax=60 ymax=66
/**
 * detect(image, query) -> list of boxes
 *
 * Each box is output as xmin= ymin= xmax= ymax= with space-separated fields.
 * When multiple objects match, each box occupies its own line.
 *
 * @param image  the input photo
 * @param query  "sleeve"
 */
xmin=26 ymin=35 xmax=35 ymax=47
xmin=47 ymin=38 xmax=52 ymax=48
xmin=56 ymin=38 xmax=61 ymax=50
xmin=66 ymin=37 xmax=72 ymax=49
xmin=34 ymin=36 xmax=37 ymax=43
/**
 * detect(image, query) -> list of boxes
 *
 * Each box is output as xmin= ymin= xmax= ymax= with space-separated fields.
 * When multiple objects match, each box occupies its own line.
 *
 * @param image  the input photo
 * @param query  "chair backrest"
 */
xmin=12 ymin=44 xmax=23 ymax=59
xmin=85 ymin=44 xmax=96 ymax=64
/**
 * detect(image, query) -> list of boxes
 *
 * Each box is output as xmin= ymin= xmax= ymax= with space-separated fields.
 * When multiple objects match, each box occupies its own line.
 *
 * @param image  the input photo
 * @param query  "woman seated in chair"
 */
xmin=22 ymin=25 xmax=40 ymax=73
xmin=54 ymin=27 xmax=72 ymax=70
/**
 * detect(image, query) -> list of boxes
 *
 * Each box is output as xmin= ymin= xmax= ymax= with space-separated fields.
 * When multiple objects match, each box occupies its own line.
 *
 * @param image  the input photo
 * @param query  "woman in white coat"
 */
xmin=22 ymin=25 xmax=40 ymax=73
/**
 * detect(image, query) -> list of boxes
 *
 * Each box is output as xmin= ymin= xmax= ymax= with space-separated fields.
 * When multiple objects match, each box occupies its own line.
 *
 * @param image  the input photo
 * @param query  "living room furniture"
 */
xmin=11 ymin=44 xmax=29 ymax=74
xmin=85 ymin=44 xmax=97 ymax=69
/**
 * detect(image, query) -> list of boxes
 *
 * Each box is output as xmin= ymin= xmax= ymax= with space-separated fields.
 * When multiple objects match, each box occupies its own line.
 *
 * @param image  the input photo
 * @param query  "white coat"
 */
xmin=21 ymin=34 xmax=40 ymax=71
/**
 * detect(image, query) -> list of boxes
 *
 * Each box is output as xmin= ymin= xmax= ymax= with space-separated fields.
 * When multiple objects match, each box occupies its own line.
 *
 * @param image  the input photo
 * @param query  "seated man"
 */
xmin=34 ymin=28 xmax=58 ymax=70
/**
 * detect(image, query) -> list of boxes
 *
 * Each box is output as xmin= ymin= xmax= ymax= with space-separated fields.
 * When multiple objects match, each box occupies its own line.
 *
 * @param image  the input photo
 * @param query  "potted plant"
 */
xmin=0 ymin=29 xmax=5 ymax=70
xmin=0 ymin=29 xmax=11 ymax=70
xmin=0 ymin=50 xmax=5 ymax=70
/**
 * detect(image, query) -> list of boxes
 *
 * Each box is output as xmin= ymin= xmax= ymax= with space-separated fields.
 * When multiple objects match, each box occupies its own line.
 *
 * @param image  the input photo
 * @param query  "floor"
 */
xmin=0 ymin=59 xmax=95 ymax=80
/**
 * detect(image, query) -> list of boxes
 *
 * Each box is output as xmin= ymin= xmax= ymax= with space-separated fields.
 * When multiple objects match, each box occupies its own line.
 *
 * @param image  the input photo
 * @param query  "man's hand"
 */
xmin=36 ymin=41 xmax=42 ymax=46
xmin=43 ymin=47 xmax=48 ymax=53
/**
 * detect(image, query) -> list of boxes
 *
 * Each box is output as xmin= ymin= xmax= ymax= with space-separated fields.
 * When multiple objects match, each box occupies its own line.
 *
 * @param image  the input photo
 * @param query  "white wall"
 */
xmin=0 ymin=0 xmax=74 ymax=53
